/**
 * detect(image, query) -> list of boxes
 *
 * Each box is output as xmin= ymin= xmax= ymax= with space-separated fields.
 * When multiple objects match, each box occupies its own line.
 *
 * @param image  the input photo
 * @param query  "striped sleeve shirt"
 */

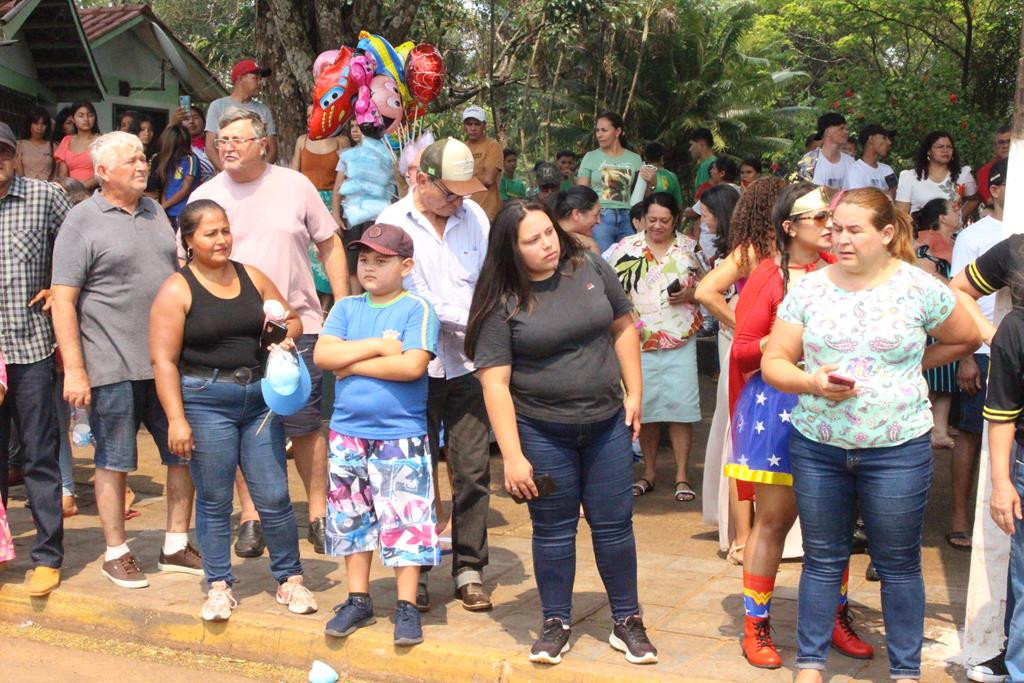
xmin=984 ymin=309 xmax=1024 ymax=444
xmin=0 ymin=176 xmax=72 ymax=364
xmin=964 ymin=233 xmax=1024 ymax=308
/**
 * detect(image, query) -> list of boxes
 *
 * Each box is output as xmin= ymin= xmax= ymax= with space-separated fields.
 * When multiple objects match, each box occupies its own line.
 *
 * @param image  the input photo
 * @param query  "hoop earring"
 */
xmin=185 ymin=246 xmax=194 ymax=261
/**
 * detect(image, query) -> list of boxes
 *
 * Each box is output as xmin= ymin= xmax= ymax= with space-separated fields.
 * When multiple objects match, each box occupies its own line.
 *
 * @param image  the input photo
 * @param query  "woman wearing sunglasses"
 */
xmin=725 ymin=183 xmax=872 ymax=668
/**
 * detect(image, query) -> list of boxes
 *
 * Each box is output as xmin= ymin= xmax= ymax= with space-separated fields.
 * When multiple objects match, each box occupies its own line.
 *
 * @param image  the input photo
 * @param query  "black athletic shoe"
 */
xmin=967 ymin=649 xmax=1008 ymax=682
xmin=234 ymin=520 xmax=265 ymax=558
xmin=609 ymin=615 xmax=658 ymax=664
xmin=529 ymin=618 xmax=571 ymax=664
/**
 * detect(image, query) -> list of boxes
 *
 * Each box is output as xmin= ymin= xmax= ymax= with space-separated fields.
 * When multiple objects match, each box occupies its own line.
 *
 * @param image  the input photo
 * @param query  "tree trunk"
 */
xmin=623 ymin=10 xmax=652 ymax=120
xmin=543 ymin=50 xmax=565 ymax=159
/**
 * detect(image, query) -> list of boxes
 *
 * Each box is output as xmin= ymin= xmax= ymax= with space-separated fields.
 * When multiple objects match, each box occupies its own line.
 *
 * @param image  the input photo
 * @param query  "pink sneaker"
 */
xmin=276 ymin=575 xmax=317 ymax=614
xmin=201 ymin=581 xmax=237 ymax=621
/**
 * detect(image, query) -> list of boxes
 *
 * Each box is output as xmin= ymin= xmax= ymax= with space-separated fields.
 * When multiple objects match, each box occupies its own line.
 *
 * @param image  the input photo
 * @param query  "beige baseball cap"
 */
xmin=419 ymin=137 xmax=486 ymax=196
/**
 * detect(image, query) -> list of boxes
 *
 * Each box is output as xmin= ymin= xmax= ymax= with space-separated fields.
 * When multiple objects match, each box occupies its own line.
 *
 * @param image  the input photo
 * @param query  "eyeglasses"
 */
xmin=790 ymin=210 xmax=831 ymax=228
xmin=0 ymin=147 xmax=14 ymax=161
xmin=432 ymin=179 xmax=461 ymax=203
xmin=214 ymin=136 xmax=260 ymax=149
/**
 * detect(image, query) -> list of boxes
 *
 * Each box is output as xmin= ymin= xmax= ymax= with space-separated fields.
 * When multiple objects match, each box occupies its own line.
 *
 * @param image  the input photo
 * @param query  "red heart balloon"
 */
xmin=404 ymin=44 xmax=445 ymax=105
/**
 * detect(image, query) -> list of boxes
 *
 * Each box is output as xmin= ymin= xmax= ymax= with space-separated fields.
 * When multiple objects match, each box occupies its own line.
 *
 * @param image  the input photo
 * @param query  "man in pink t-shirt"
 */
xmin=189 ymin=108 xmax=348 ymax=557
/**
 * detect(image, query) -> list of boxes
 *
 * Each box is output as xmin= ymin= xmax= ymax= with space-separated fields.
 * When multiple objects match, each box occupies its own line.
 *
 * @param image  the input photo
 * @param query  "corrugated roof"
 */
xmin=78 ymin=3 xmax=147 ymax=42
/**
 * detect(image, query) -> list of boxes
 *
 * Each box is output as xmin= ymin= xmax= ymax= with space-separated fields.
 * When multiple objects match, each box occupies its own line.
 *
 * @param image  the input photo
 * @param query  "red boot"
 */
xmin=831 ymin=604 xmax=874 ymax=659
xmin=741 ymin=615 xmax=782 ymax=669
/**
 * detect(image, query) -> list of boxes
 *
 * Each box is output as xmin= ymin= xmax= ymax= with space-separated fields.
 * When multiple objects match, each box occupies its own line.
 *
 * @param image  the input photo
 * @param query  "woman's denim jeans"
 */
xmin=789 ymin=430 xmax=932 ymax=679
xmin=593 ymin=208 xmax=635 ymax=254
xmin=517 ymin=409 xmax=640 ymax=622
xmin=1007 ymin=443 xmax=1024 ymax=680
xmin=182 ymin=374 xmax=302 ymax=586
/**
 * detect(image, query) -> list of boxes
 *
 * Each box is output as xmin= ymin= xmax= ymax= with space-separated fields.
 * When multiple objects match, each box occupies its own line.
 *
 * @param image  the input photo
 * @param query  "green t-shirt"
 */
xmin=578 ymin=148 xmax=643 ymax=210
xmin=653 ymin=168 xmax=683 ymax=208
xmin=560 ymin=179 xmax=573 ymax=191
xmin=694 ymin=155 xmax=716 ymax=192
xmin=499 ymin=176 xmax=527 ymax=201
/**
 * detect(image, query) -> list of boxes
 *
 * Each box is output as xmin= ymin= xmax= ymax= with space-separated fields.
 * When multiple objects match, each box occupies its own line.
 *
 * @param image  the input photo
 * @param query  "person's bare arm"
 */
xmin=51 ymin=285 xmax=90 ymax=407
xmin=289 ymin=135 xmax=305 ymax=171
xmin=149 ymin=275 xmax=193 ymax=458
xmin=266 ymin=135 xmax=279 ymax=164
xmin=988 ymin=420 xmax=1021 ymax=534
xmin=56 ymin=161 xmax=69 ymax=178
xmin=950 ymin=274 xmax=998 ymax=345
xmin=478 ymin=365 xmax=538 ymax=498
xmin=922 ymin=298 xmax=982 ymax=370
xmin=610 ymin=312 xmax=642 ymax=439
xmin=341 ymin=349 xmax=431 ymax=382
xmin=479 ymin=166 xmax=499 ymax=189
xmin=761 ymin=318 xmax=857 ymax=402
xmin=313 ymin=335 xmax=401 ymax=370
xmin=316 ymin=232 xmax=349 ymax=300
xmin=894 ymin=200 xmax=911 ymax=215
xmin=206 ymin=131 xmax=222 ymax=170
xmin=331 ymin=169 xmax=345 ymax=226
xmin=694 ymin=247 xmax=751 ymax=328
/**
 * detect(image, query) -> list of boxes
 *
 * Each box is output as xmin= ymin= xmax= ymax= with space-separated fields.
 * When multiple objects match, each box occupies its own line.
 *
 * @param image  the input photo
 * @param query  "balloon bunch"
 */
xmin=308 ymin=31 xmax=444 ymax=141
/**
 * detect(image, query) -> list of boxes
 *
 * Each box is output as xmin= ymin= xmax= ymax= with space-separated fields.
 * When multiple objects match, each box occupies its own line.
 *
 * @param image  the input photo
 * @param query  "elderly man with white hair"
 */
xmin=52 ymin=131 xmax=200 ymax=589
xmin=0 ymin=120 xmax=71 ymax=597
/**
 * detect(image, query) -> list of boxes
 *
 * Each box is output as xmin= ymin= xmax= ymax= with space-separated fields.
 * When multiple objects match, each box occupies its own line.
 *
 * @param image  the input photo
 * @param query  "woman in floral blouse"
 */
xmin=762 ymin=187 xmax=979 ymax=683
xmin=605 ymin=193 xmax=703 ymax=502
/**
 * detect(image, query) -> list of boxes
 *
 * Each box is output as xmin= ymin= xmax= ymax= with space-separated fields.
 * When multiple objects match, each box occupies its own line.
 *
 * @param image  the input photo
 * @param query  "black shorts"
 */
xmin=341 ymin=221 xmax=372 ymax=275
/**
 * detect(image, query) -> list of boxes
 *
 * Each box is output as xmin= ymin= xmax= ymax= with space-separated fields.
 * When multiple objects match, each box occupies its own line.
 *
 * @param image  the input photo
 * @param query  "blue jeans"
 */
xmin=790 ymin=430 xmax=932 ymax=679
xmin=593 ymin=208 xmax=635 ymax=254
xmin=0 ymin=355 xmax=63 ymax=567
xmin=91 ymin=380 xmax=183 ymax=471
xmin=1007 ymin=443 xmax=1024 ymax=679
xmin=55 ymin=385 xmax=73 ymax=496
xmin=182 ymin=374 xmax=302 ymax=586
xmin=517 ymin=409 xmax=639 ymax=622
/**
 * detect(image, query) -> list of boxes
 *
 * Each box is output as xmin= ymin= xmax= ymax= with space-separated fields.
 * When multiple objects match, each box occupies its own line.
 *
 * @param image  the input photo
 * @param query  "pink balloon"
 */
xmin=312 ymin=50 xmax=340 ymax=79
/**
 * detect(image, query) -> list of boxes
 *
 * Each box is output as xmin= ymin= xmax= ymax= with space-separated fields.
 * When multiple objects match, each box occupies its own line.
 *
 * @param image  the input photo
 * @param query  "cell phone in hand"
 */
xmin=179 ymin=95 xmax=191 ymax=111
xmin=512 ymin=473 xmax=557 ymax=504
xmin=827 ymin=372 xmax=856 ymax=388
xmin=261 ymin=320 xmax=287 ymax=348
xmin=666 ymin=279 xmax=682 ymax=295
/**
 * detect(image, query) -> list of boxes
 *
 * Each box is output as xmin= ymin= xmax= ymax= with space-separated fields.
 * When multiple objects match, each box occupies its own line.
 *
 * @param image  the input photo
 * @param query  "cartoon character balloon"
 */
xmin=308 ymin=46 xmax=358 ymax=140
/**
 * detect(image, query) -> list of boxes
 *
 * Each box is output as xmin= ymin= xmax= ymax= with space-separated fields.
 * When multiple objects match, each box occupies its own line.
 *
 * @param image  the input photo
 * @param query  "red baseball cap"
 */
xmin=231 ymin=59 xmax=271 ymax=84
xmin=348 ymin=224 xmax=414 ymax=259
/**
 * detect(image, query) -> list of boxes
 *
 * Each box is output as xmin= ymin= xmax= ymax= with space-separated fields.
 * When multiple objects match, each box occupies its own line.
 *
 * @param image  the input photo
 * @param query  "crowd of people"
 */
xmin=0 ymin=54 xmax=1020 ymax=681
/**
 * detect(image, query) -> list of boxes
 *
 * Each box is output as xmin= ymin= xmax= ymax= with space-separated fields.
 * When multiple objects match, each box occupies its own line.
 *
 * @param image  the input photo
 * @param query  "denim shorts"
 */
xmin=957 ymin=353 xmax=989 ymax=435
xmin=282 ymin=334 xmax=324 ymax=438
xmin=91 ymin=379 xmax=184 ymax=472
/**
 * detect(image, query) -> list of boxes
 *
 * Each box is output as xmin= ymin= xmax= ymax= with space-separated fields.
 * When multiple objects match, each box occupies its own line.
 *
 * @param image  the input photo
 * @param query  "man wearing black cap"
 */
xmin=205 ymin=58 xmax=278 ymax=169
xmin=844 ymin=124 xmax=897 ymax=197
xmin=796 ymin=112 xmax=854 ymax=189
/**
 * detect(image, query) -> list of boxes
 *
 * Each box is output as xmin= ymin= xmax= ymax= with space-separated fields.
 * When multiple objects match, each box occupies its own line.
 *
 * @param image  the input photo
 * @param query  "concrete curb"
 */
xmin=0 ymin=582 xmax=711 ymax=683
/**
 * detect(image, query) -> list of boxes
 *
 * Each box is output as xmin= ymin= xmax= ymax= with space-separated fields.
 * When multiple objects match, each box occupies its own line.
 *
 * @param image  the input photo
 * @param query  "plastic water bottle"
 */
xmin=71 ymin=407 xmax=93 ymax=447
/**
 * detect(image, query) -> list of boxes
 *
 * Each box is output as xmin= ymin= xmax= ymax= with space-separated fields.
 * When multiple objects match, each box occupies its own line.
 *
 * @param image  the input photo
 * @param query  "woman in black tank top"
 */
xmin=150 ymin=200 xmax=319 ymax=621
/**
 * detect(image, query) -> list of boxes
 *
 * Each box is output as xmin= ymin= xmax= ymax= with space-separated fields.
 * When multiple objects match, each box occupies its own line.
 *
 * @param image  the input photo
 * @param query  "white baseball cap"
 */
xmin=419 ymin=138 xmax=486 ymax=196
xmin=461 ymin=105 xmax=486 ymax=123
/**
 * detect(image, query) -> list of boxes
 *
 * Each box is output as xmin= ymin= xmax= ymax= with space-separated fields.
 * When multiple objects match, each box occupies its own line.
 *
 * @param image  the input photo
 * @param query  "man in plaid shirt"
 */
xmin=0 ymin=121 xmax=71 ymax=596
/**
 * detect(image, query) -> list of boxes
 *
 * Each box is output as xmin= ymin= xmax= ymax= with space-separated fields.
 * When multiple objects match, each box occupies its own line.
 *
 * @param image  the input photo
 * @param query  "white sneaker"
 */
xmin=276 ymin=575 xmax=318 ymax=614
xmin=201 ymin=581 xmax=237 ymax=622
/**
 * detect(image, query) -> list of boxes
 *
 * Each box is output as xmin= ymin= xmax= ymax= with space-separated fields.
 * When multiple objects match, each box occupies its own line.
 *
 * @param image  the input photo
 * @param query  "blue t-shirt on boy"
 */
xmin=321 ymin=291 xmax=438 ymax=439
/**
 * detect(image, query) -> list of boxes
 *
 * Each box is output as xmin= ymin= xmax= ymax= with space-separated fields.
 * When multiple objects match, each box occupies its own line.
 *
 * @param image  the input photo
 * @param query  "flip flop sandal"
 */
xmin=945 ymin=531 xmax=972 ymax=550
xmin=631 ymin=478 xmax=654 ymax=497
xmin=674 ymin=481 xmax=696 ymax=502
xmin=124 ymin=508 xmax=141 ymax=521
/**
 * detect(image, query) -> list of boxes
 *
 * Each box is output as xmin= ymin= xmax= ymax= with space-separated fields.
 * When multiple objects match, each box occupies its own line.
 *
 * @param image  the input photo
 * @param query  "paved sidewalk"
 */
xmin=0 ymin=385 xmax=975 ymax=682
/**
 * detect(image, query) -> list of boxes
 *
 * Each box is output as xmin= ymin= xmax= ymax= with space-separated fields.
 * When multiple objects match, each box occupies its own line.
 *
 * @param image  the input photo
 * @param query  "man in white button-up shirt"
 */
xmin=376 ymin=138 xmax=494 ymax=612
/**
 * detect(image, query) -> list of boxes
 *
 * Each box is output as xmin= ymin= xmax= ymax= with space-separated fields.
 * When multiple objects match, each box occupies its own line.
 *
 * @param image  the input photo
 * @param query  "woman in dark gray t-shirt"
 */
xmin=465 ymin=199 xmax=656 ymax=666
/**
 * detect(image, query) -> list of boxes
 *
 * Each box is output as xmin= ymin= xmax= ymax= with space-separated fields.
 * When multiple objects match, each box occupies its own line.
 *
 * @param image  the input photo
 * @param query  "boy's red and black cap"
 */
xmin=348 ymin=223 xmax=414 ymax=258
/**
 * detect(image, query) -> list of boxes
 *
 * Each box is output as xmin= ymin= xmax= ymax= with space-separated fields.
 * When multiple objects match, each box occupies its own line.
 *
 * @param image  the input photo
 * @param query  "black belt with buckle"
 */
xmin=179 ymin=363 xmax=263 ymax=385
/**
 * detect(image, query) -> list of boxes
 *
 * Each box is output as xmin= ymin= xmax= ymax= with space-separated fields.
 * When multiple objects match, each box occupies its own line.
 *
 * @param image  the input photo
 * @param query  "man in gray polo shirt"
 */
xmin=52 ymin=132 xmax=200 ymax=589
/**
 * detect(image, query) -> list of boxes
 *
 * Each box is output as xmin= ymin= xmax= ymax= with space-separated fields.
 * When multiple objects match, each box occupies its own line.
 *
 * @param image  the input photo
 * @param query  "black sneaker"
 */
xmin=393 ymin=600 xmax=423 ymax=646
xmin=865 ymin=561 xmax=880 ymax=582
xmin=234 ymin=520 xmax=265 ymax=558
xmin=609 ymin=615 xmax=658 ymax=664
xmin=529 ymin=618 xmax=571 ymax=664
xmin=308 ymin=517 xmax=326 ymax=555
xmin=967 ymin=649 xmax=1008 ymax=682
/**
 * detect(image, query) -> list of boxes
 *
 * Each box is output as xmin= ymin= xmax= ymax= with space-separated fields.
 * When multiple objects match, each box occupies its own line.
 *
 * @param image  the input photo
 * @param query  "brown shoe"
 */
xmin=101 ymin=552 xmax=149 ymax=589
xmin=158 ymin=542 xmax=204 ymax=576
xmin=456 ymin=582 xmax=492 ymax=611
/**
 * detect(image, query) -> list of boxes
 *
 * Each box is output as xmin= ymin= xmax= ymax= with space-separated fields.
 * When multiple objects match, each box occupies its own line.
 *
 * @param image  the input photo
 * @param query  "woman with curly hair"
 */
xmin=695 ymin=175 xmax=787 ymax=560
xmin=895 ymin=130 xmax=978 ymax=219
